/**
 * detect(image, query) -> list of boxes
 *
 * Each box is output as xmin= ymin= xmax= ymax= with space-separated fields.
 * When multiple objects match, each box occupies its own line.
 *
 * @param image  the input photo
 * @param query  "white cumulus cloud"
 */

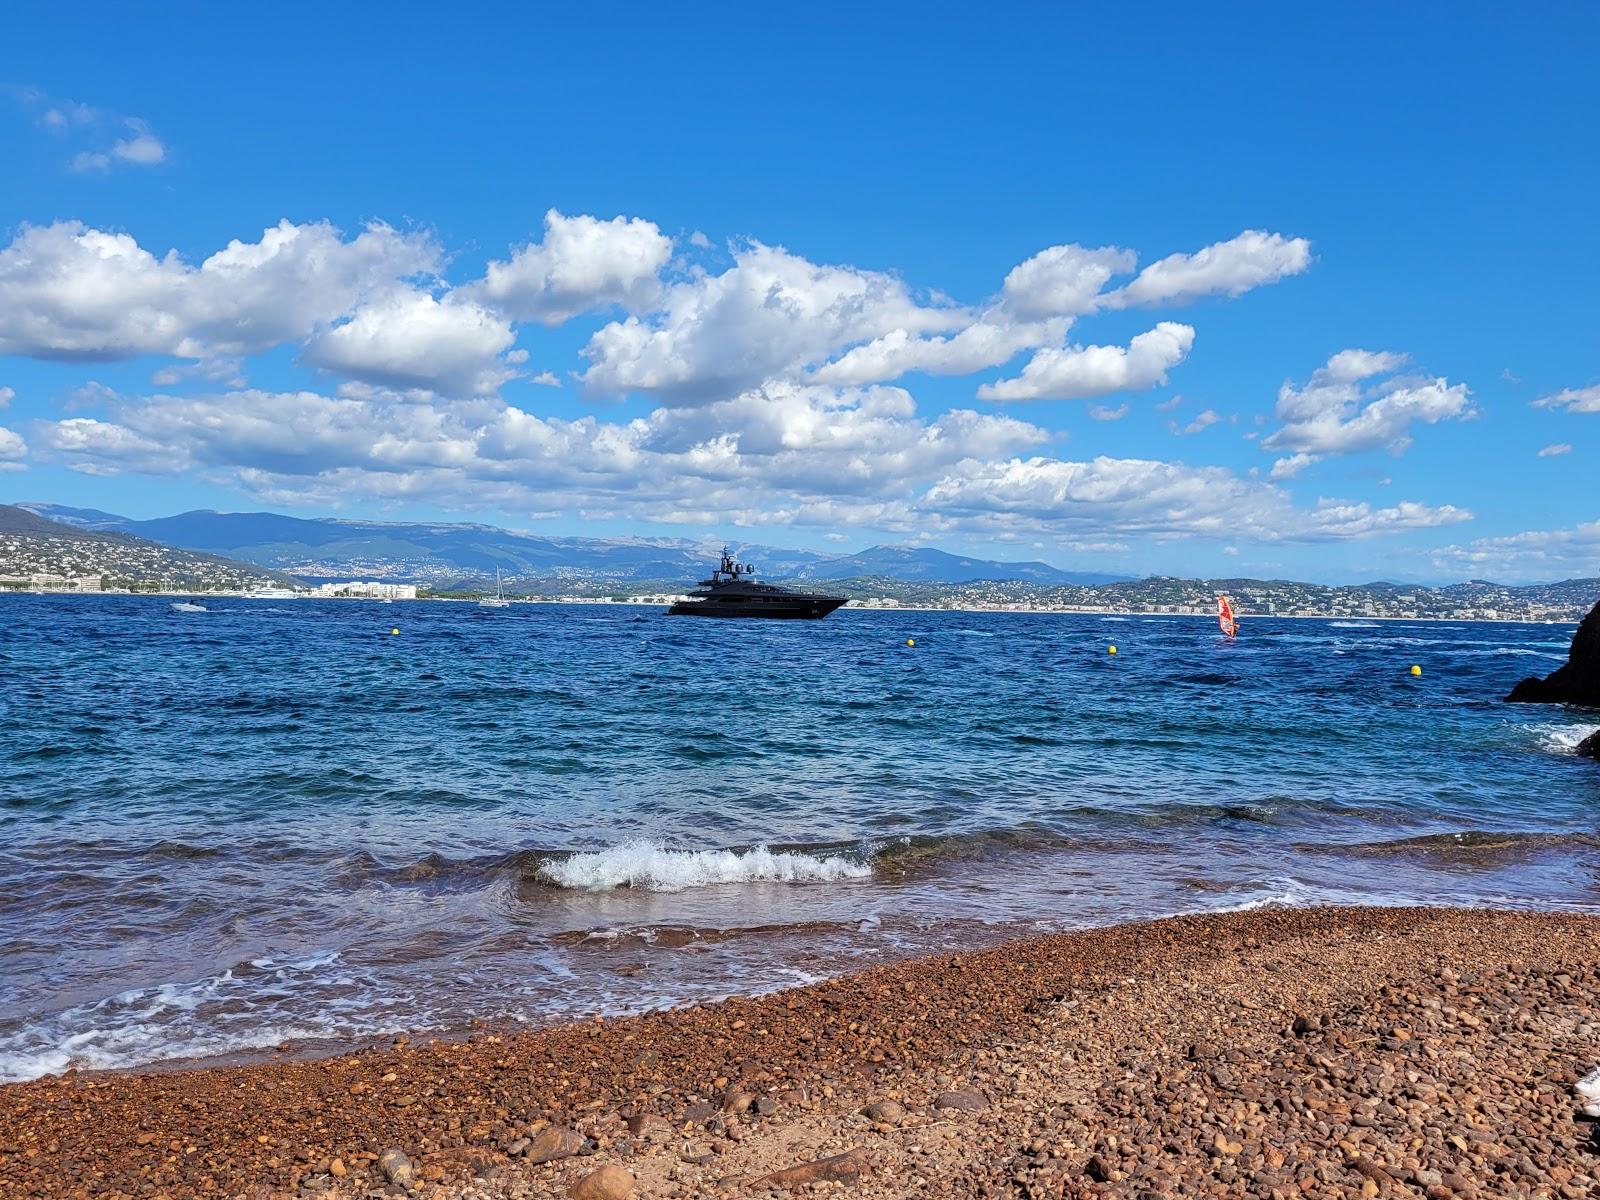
xmin=1262 ymin=349 xmax=1474 ymax=476
xmin=1177 ymin=408 xmax=1221 ymax=435
xmin=1107 ymin=230 xmax=1311 ymax=308
xmin=1269 ymin=452 xmax=1317 ymax=480
xmin=72 ymin=119 xmax=167 ymax=172
xmin=999 ymin=244 xmax=1136 ymax=319
xmin=976 ymin=322 xmax=1194 ymax=402
xmin=1532 ymin=385 xmax=1600 ymax=413
xmin=1537 ymin=443 xmax=1572 ymax=458
xmin=0 ymin=424 xmax=26 ymax=470
xmin=578 ymin=241 xmax=961 ymax=403
xmin=473 ymin=210 xmax=673 ymax=325
xmin=301 ymin=288 xmax=519 ymax=398
xmin=810 ymin=315 xmax=1065 ymax=387
xmin=0 ymin=219 xmax=439 ymax=361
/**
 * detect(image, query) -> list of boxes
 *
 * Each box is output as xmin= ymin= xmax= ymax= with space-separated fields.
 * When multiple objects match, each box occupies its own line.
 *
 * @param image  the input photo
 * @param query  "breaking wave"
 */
xmin=536 ymin=840 xmax=875 ymax=891
xmin=1206 ymin=876 xmax=1324 ymax=912
xmin=1527 ymin=723 xmax=1600 ymax=754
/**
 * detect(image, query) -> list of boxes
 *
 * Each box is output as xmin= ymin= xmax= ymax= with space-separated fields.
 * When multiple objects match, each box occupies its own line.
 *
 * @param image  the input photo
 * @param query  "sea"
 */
xmin=2 ymin=594 xmax=1597 ymax=1083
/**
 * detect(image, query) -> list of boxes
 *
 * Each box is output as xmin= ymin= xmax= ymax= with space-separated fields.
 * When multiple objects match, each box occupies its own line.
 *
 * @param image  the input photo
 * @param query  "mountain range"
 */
xmin=15 ymin=504 xmax=1128 ymax=587
xmin=0 ymin=505 xmax=297 ymax=590
xmin=4 ymin=503 xmax=1594 ymax=619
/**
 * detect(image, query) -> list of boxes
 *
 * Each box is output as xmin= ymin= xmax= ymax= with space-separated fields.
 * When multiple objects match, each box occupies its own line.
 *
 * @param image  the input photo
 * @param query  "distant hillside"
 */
xmin=789 ymin=544 xmax=1125 ymax=585
xmin=815 ymin=572 xmax=1597 ymax=622
xmin=1437 ymin=577 xmax=1600 ymax=608
xmin=6 ymin=502 xmax=1596 ymax=618
xmin=18 ymin=504 xmax=826 ymax=584
xmin=16 ymin=504 xmax=1125 ymax=587
xmin=13 ymin=503 xmax=131 ymax=531
xmin=0 ymin=506 xmax=299 ymax=591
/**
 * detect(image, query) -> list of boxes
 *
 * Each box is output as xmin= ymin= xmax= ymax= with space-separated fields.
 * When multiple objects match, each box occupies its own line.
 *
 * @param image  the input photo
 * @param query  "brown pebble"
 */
xmin=526 ymin=1125 xmax=586 ymax=1164
xmin=934 ymin=1089 xmax=988 ymax=1112
xmin=753 ymin=1147 xmax=872 ymax=1188
xmin=570 ymin=1163 xmax=636 ymax=1199
xmin=626 ymin=1114 xmax=672 ymax=1141
xmin=863 ymin=1099 xmax=906 ymax=1126
xmin=376 ymin=1147 xmax=412 ymax=1185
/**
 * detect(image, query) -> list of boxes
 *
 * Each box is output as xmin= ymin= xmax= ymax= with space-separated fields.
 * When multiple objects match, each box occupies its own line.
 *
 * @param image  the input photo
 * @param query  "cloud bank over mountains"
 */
xmin=0 ymin=209 xmax=1495 ymax=551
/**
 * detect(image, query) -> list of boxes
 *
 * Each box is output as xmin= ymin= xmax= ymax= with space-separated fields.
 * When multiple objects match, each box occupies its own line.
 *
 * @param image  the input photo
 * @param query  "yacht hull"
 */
xmin=667 ymin=595 xmax=846 ymax=619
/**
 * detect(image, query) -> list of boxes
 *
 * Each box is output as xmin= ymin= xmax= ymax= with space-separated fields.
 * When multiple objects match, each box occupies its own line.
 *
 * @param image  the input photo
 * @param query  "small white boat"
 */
xmin=170 ymin=599 xmax=208 ymax=613
xmin=479 ymin=568 xmax=511 ymax=609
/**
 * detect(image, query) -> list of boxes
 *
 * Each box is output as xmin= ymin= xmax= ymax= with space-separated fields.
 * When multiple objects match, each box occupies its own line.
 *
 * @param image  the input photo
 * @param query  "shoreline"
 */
xmin=0 ymin=590 xmax=1580 ymax=625
xmin=3 ymin=906 xmax=1596 ymax=1198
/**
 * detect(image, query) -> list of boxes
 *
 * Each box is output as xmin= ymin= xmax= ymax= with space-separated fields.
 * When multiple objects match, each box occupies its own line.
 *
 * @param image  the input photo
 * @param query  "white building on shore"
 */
xmin=0 ymin=573 xmax=104 ymax=592
xmin=310 ymin=580 xmax=419 ymax=600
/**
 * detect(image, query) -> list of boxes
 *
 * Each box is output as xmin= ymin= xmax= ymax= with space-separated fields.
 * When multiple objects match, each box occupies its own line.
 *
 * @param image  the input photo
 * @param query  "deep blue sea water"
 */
xmin=2 ymin=594 xmax=1597 ymax=1081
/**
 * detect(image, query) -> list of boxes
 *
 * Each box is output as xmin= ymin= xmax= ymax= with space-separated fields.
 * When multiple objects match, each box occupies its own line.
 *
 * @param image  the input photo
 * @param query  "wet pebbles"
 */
xmin=1 ymin=907 xmax=1596 ymax=1198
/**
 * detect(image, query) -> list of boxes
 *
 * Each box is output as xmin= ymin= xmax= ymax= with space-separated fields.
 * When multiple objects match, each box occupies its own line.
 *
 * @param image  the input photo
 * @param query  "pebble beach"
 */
xmin=3 ymin=906 xmax=1597 ymax=1199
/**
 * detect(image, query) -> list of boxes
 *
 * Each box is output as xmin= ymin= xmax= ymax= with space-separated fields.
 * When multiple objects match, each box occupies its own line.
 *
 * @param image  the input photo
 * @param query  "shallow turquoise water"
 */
xmin=1 ymin=594 xmax=1596 ymax=1080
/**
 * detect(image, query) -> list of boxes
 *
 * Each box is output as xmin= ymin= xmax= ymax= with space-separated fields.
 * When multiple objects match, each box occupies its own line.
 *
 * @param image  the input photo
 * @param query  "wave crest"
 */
xmin=1528 ymin=723 xmax=1600 ymax=754
xmin=536 ymin=840 xmax=874 ymax=892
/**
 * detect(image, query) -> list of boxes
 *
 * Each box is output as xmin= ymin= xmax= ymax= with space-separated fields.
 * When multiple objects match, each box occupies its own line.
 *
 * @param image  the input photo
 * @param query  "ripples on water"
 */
xmin=1 ymin=595 xmax=1597 ymax=1080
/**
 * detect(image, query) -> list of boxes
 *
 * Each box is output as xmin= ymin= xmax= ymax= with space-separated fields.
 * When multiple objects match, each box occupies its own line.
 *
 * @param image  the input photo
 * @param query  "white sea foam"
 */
xmin=0 ymin=951 xmax=386 ymax=1084
xmin=1457 ymin=647 xmax=1565 ymax=660
xmin=1205 ymin=876 xmax=1326 ymax=913
xmin=1327 ymin=620 xmax=1380 ymax=628
xmin=538 ymin=841 xmax=874 ymax=891
xmin=1528 ymin=723 xmax=1600 ymax=754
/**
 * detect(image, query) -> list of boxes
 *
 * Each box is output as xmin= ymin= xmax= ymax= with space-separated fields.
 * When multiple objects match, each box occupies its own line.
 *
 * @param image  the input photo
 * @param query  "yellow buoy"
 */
xmin=391 ymin=628 xmax=400 ymax=636
xmin=1108 ymin=644 xmax=1117 ymax=656
xmin=1410 ymin=664 xmax=1421 ymax=676
xmin=906 ymin=638 xmax=915 ymax=647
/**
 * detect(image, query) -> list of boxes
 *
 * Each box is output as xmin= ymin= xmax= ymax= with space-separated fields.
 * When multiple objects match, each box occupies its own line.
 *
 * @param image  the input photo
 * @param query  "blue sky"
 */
xmin=1 ymin=4 xmax=1595 ymax=583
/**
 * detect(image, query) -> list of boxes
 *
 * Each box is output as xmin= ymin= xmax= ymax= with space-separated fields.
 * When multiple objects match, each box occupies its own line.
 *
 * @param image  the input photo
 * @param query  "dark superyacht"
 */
xmin=667 ymin=548 xmax=847 ymax=620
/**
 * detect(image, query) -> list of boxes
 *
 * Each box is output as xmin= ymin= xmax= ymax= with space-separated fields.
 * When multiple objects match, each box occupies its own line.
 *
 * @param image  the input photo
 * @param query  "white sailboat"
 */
xmin=479 ymin=568 xmax=511 ymax=608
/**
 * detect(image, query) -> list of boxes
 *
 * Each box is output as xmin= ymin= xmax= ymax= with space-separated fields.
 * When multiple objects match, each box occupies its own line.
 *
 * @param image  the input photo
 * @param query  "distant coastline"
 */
xmin=0 ymin=587 xmax=1580 ymax=624
xmin=6 ymin=503 xmax=1595 ymax=623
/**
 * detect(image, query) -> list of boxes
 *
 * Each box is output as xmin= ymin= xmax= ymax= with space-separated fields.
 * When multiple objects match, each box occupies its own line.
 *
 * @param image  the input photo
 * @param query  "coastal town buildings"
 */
xmin=309 ymin=581 xmax=419 ymax=600
xmin=0 ymin=572 xmax=103 ymax=592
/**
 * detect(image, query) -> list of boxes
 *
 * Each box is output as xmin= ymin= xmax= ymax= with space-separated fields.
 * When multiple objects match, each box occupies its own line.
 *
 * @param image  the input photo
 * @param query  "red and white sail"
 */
xmin=1217 ymin=593 xmax=1239 ymax=638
